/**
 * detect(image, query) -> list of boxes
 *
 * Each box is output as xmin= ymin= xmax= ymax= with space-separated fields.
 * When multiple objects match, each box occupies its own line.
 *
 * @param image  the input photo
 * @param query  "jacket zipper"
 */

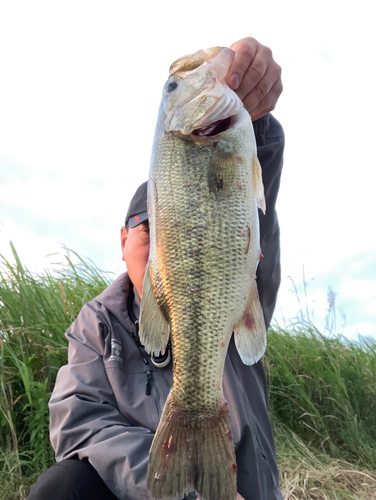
xmin=133 ymin=320 xmax=153 ymax=397
xmin=127 ymin=288 xmax=152 ymax=396
xmin=145 ymin=370 xmax=152 ymax=396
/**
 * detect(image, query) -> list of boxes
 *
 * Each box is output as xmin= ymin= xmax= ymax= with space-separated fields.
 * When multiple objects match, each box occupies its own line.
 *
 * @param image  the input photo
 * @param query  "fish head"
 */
xmin=161 ymin=47 xmax=244 ymax=139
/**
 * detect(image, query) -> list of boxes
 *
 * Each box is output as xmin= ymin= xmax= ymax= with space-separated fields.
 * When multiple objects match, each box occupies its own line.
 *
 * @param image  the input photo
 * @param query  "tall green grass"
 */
xmin=265 ymin=322 xmax=376 ymax=469
xmin=0 ymin=243 xmax=112 ymax=498
xmin=0 ymin=244 xmax=375 ymax=499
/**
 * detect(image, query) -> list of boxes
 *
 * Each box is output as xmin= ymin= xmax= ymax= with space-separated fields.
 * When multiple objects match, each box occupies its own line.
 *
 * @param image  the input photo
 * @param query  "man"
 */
xmin=28 ymin=37 xmax=284 ymax=500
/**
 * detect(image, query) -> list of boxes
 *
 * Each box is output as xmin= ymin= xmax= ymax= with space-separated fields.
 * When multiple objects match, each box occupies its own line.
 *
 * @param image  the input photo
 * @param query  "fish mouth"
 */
xmin=192 ymin=116 xmax=233 ymax=138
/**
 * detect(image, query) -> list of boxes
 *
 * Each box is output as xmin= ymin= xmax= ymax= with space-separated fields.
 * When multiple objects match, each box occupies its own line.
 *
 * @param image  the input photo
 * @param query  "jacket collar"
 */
xmin=95 ymin=272 xmax=136 ymax=334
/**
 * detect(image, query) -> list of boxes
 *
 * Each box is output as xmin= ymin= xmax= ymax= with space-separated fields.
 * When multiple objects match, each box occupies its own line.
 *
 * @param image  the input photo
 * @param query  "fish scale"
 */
xmin=139 ymin=46 xmax=267 ymax=500
xmin=152 ymin=136 xmax=249 ymax=415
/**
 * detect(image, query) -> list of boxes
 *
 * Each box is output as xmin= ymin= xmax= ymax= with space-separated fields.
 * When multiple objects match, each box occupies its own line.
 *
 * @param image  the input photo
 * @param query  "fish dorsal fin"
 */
xmin=252 ymin=155 xmax=266 ymax=214
xmin=233 ymin=278 xmax=266 ymax=365
xmin=169 ymin=49 xmax=206 ymax=76
xmin=139 ymin=263 xmax=170 ymax=357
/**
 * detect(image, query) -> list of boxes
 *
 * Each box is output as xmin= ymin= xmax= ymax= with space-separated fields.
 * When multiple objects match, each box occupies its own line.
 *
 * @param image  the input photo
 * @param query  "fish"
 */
xmin=139 ymin=46 xmax=267 ymax=500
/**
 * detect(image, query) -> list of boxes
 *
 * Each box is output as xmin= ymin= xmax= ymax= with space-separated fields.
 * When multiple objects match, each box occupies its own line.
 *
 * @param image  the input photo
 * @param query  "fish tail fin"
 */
xmin=147 ymin=396 xmax=237 ymax=500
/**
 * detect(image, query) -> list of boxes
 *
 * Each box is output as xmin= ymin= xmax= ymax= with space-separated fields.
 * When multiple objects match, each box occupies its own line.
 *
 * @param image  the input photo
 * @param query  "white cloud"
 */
xmin=0 ymin=218 xmax=70 ymax=272
xmin=1 ymin=0 xmax=375 ymax=341
xmin=342 ymin=323 xmax=376 ymax=341
xmin=340 ymin=280 xmax=376 ymax=300
xmin=339 ymin=280 xmax=376 ymax=317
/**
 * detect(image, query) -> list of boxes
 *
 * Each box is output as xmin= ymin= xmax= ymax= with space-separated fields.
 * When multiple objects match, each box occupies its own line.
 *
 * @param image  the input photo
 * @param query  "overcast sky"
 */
xmin=0 ymin=0 xmax=375 ymax=340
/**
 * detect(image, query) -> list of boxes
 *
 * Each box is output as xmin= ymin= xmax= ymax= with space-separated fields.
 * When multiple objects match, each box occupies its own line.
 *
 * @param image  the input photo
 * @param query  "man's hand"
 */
xmin=226 ymin=37 xmax=283 ymax=121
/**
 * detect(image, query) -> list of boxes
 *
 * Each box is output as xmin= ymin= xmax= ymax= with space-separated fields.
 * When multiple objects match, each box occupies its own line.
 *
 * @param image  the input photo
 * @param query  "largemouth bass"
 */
xmin=139 ymin=46 xmax=266 ymax=500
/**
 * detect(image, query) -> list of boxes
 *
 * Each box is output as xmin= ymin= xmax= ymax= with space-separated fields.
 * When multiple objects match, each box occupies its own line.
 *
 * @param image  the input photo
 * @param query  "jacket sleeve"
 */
xmin=253 ymin=113 xmax=285 ymax=329
xmin=49 ymin=302 xmax=154 ymax=500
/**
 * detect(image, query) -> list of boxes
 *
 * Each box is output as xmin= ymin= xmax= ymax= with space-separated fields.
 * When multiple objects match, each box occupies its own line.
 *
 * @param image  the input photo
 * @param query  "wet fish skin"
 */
xmin=139 ymin=47 xmax=266 ymax=500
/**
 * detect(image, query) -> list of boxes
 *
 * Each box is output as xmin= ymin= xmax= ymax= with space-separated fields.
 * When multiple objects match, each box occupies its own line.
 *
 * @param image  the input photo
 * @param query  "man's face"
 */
xmin=121 ymin=221 xmax=150 ymax=298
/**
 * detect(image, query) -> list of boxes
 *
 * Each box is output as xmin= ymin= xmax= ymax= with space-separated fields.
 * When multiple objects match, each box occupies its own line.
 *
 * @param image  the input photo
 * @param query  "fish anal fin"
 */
xmin=139 ymin=264 xmax=170 ymax=357
xmin=234 ymin=279 xmax=266 ymax=365
xmin=208 ymin=141 xmax=237 ymax=195
xmin=252 ymin=155 xmax=266 ymax=214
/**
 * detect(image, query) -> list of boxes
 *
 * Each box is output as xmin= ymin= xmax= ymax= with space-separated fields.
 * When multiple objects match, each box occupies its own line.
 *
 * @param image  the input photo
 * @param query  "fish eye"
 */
xmin=165 ymin=81 xmax=178 ymax=93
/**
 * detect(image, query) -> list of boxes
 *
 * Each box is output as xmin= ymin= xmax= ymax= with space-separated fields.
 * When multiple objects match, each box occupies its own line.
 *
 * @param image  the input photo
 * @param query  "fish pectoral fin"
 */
xmin=252 ymin=155 xmax=266 ymax=214
xmin=139 ymin=264 xmax=170 ymax=357
xmin=208 ymin=140 xmax=237 ymax=194
xmin=234 ymin=279 xmax=266 ymax=365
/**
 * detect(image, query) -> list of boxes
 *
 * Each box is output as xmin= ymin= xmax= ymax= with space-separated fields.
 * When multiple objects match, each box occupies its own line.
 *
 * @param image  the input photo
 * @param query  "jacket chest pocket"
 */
xmin=104 ymin=324 xmax=172 ymax=431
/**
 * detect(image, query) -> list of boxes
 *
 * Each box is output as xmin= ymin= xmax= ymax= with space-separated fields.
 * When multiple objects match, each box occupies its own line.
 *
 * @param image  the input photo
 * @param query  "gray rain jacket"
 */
xmin=49 ymin=113 xmax=284 ymax=500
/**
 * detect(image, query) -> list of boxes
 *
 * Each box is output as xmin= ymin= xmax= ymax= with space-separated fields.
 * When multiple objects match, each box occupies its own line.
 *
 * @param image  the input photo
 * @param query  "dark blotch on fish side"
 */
xmin=208 ymin=140 xmax=236 ymax=196
xmin=214 ymin=178 xmax=223 ymax=190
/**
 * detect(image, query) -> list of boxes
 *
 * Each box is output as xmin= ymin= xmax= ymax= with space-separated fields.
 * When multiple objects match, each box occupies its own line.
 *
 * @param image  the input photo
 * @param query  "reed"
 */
xmin=0 ymin=244 xmax=375 ymax=499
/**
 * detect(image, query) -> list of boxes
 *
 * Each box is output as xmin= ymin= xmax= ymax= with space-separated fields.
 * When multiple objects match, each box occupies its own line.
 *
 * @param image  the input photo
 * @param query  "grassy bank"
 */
xmin=1 ymin=245 xmax=375 ymax=499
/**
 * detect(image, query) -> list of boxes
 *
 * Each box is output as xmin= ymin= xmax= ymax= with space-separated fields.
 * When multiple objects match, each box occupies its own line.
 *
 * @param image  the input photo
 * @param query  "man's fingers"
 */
xmin=226 ymin=37 xmax=283 ymax=118
xmin=248 ymin=77 xmax=283 ymax=121
xmin=237 ymin=60 xmax=278 ymax=106
xmin=241 ymin=63 xmax=282 ymax=113
xmin=226 ymin=37 xmax=259 ymax=90
xmin=248 ymin=77 xmax=283 ymax=119
xmin=235 ymin=44 xmax=274 ymax=100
